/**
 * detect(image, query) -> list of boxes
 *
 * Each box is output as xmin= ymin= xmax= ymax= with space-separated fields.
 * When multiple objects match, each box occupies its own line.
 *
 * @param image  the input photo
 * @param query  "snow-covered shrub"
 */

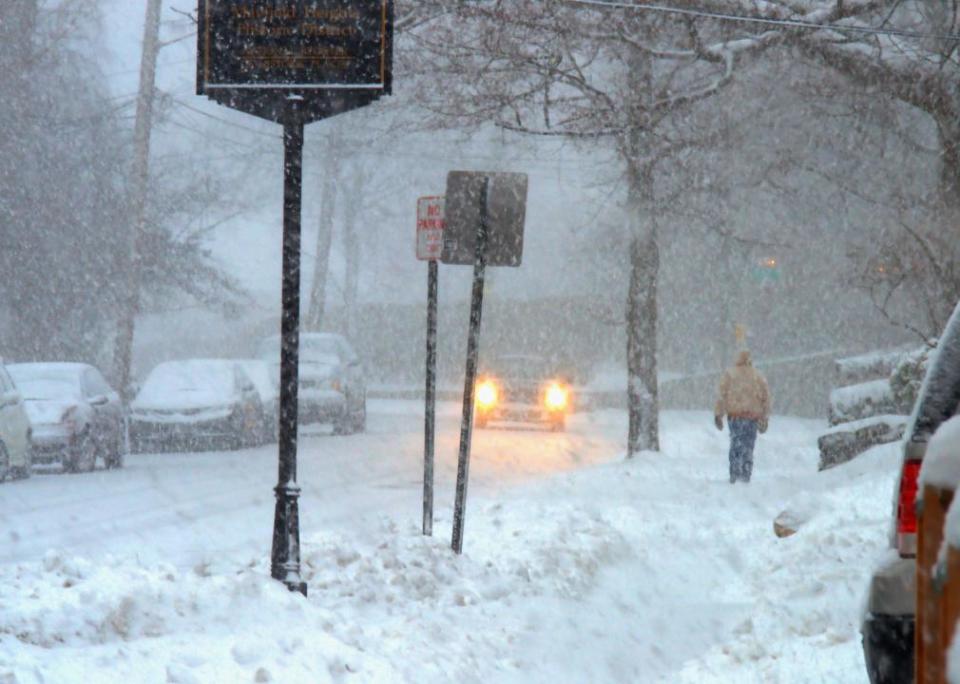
xmin=889 ymin=343 xmax=936 ymax=415
xmin=828 ymin=380 xmax=898 ymax=426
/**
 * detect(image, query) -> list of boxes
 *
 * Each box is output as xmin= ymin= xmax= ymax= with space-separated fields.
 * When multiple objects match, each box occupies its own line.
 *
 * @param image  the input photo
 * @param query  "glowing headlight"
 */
xmin=476 ymin=381 xmax=498 ymax=409
xmin=545 ymin=383 xmax=568 ymax=411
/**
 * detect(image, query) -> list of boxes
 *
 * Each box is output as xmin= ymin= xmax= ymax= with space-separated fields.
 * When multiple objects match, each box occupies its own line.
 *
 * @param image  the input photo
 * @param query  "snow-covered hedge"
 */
xmin=828 ymin=380 xmax=898 ymax=426
xmin=834 ymin=349 xmax=910 ymax=387
xmin=890 ymin=344 xmax=935 ymax=415
xmin=817 ymin=414 xmax=907 ymax=471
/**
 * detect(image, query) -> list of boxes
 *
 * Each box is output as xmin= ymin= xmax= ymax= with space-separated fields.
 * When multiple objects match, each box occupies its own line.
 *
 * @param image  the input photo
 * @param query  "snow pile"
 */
xmin=0 ymin=505 xmax=632 ymax=684
xmin=669 ymin=441 xmax=902 ymax=683
xmin=0 ymin=551 xmax=397 ymax=683
xmin=0 ymin=409 xmax=901 ymax=683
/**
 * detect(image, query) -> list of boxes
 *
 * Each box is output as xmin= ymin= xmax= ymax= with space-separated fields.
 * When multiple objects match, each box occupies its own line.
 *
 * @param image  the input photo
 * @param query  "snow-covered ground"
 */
xmin=0 ymin=400 xmax=899 ymax=683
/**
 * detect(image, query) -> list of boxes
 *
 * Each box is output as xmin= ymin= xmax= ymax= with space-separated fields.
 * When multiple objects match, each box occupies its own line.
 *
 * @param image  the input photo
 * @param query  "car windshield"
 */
xmin=485 ymin=357 xmax=553 ymax=382
xmin=139 ymin=361 xmax=235 ymax=401
xmin=8 ymin=366 xmax=82 ymax=401
xmin=257 ymin=335 xmax=342 ymax=364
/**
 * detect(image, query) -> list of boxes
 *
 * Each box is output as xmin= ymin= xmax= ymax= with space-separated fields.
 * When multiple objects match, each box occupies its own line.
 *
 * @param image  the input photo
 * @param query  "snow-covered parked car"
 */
xmin=256 ymin=333 xmax=366 ymax=434
xmin=236 ymin=359 xmax=278 ymax=444
xmin=0 ymin=362 xmax=32 ymax=481
xmin=8 ymin=362 xmax=125 ymax=473
xmin=861 ymin=301 xmax=960 ymax=684
xmin=129 ymin=359 xmax=263 ymax=452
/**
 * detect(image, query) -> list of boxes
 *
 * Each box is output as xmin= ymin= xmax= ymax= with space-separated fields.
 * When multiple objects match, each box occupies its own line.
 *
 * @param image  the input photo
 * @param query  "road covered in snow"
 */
xmin=0 ymin=400 xmax=899 ymax=683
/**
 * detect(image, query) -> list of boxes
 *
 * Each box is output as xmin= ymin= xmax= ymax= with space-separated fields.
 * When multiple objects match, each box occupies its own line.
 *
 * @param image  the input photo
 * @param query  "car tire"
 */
xmin=223 ymin=411 xmax=245 ymax=450
xmin=67 ymin=432 xmax=97 ymax=473
xmin=106 ymin=425 xmax=125 ymax=469
xmin=332 ymin=412 xmax=353 ymax=436
xmin=351 ymin=399 xmax=367 ymax=434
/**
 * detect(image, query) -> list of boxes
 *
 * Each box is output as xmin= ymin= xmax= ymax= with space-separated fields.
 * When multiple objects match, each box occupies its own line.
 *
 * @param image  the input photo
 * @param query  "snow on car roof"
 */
xmin=7 ymin=362 xmax=90 ymax=378
xmin=7 ymin=363 xmax=90 ymax=391
xmin=8 ymin=363 xmax=89 ymax=400
xmin=920 ymin=416 xmax=960 ymax=491
xmin=140 ymin=359 xmax=237 ymax=394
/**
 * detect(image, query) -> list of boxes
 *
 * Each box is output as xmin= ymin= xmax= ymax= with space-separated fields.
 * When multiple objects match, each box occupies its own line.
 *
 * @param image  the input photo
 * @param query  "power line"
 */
xmin=559 ymin=0 xmax=960 ymax=42
xmin=169 ymin=96 xmax=282 ymax=140
xmin=163 ymin=96 xmax=615 ymax=170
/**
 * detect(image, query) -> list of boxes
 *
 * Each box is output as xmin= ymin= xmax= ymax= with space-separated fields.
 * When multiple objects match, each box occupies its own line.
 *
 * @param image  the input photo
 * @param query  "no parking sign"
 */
xmin=416 ymin=196 xmax=445 ymax=261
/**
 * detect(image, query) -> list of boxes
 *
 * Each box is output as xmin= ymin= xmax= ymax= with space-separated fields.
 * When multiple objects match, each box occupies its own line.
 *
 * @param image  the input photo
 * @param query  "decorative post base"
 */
xmin=271 ymin=481 xmax=307 ymax=596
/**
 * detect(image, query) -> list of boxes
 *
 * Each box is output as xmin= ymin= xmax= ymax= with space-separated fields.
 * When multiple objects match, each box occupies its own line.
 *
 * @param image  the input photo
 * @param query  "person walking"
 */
xmin=714 ymin=350 xmax=770 ymax=483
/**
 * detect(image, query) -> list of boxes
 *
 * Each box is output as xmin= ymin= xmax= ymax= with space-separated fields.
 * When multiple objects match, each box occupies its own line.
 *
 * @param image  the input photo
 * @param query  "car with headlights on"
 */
xmin=0 ymin=362 xmax=32 ymax=481
xmin=256 ymin=333 xmax=366 ymax=435
xmin=8 ymin=362 xmax=125 ymax=473
xmin=474 ymin=354 xmax=572 ymax=431
xmin=129 ymin=359 xmax=263 ymax=452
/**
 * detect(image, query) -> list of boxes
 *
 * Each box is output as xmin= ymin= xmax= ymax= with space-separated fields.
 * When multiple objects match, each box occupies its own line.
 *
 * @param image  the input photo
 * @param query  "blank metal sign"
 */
xmin=441 ymin=171 xmax=528 ymax=267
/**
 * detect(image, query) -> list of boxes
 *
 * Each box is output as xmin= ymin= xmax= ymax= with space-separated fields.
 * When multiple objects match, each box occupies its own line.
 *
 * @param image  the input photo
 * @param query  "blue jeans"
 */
xmin=728 ymin=418 xmax=758 ymax=483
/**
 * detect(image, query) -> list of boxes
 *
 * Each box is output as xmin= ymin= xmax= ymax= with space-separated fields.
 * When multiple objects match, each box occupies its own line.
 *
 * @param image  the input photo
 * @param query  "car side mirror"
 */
xmin=90 ymin=394 xmax=109 ymax=406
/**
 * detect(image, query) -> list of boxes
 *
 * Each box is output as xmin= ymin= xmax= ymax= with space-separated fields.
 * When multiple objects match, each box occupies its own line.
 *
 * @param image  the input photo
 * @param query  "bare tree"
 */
xmin=0 ymin=1 xmax=246 ymax=376
xmin=405 ymin=1 xmax=790 ymax=454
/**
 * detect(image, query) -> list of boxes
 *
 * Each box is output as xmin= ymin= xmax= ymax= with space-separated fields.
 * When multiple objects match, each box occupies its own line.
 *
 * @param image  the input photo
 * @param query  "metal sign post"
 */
xmin=451 ymin=179 xmax=490 ymax=555
xmin=423 ymin=258 xmax=438 ymax=536
xmin=416 ymin=196 xmax=444 ymax=536
xmin=197 ymin=0 xmax=393 ymax=595
xmin=442 ymin=171 xmax=528 ymax=555
xmin=271 ymin=105 xmax=307 ymax=596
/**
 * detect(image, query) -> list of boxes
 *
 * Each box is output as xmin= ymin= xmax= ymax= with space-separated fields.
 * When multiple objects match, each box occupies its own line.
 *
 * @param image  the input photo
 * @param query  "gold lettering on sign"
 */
xmin=231 ymin=5 xmax=299 ymax=20
xmin=302 ymin=23 xmax=357 ymax=38
xmin=237 ymin=22 xmax=299 ymax=37
xmin=303 ymin=7 xmax=360 ymax=21
xmin=241 ymin=44 xmax=354 ymax=70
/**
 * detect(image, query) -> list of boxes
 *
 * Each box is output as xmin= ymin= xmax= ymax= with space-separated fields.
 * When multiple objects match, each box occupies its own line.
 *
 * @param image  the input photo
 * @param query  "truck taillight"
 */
xmin=897 ymin=458 xmax=922 ymax=557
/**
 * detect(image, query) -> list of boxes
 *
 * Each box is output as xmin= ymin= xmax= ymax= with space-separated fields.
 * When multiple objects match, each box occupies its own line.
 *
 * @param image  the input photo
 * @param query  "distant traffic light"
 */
xmin=751 ymin=256 xmax=781 ymax=283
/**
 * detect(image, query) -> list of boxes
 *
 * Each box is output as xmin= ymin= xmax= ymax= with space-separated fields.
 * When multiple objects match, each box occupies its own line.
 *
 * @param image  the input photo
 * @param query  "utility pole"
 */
xmin=113 ymin=0 xmax=162 ymax=399
xmin=306 ymin=131 xmax=340 ymax=331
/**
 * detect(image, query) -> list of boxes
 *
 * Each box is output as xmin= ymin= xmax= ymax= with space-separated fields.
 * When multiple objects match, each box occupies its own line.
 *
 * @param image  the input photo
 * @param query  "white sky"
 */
xmin=94 ymin=1 xmax=617 ymax=309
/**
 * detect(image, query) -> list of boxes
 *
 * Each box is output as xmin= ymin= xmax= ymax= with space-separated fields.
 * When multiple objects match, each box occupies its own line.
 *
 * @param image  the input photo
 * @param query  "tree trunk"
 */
xmin=112 ymin=0 xmax=162 ymax=397
xmin=626 ymin=223 xmax=660 ymax=456
xmin=624 ymin=34 xmax=660 ymax=457
xmin=938 ymin=114 xmax=960 ymax=207
xmin=306 ymin=152 xmax=337 ymax=331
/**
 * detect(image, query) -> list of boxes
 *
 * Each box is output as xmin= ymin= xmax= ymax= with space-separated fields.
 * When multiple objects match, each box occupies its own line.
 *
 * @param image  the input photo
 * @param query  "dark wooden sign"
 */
xmin=441 ymin=171 xmax=528 ymax=267
xmin=197 ymin=0 xmax=393 ymax=124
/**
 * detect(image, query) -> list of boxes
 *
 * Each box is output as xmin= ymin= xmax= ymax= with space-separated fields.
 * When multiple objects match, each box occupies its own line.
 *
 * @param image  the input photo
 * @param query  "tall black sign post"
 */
xmin=442 ymin=171 xmax=528 ymax=554
xmin=416 ymin=197 xmax=445 ymax=536
xmin=197 ymin=0 xmax=393 ymax=595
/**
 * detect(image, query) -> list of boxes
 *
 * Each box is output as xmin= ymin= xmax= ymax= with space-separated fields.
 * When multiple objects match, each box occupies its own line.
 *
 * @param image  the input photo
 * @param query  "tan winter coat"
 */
xmin=714 ymin=351 xmax=770 ymax=421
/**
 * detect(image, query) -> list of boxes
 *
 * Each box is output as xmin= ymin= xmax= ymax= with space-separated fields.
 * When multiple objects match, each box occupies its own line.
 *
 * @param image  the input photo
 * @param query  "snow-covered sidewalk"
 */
xmin=0 ymin=409 xmax=899 ymax=682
